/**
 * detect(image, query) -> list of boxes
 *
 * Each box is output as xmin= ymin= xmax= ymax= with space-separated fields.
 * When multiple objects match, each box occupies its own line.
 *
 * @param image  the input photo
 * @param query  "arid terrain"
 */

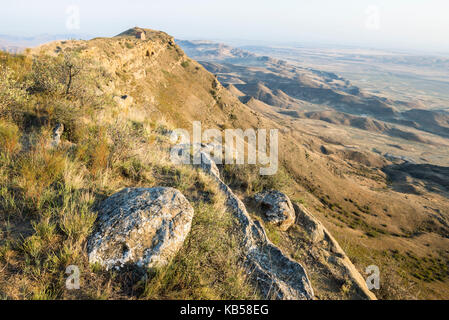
xmin=179 ymin=39 xmax=449 ymax=298
xmin=0 ymin=28 xmax=448 ymax=300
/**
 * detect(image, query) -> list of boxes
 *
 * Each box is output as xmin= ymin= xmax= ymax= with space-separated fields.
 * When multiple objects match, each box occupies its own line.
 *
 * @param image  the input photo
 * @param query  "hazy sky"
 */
xmin=1 ymin=0 xmax=449 ymax=53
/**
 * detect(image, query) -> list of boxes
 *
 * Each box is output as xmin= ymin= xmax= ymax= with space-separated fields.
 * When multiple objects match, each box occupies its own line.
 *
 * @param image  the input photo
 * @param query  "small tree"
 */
xmin=62 ymin=53 xmax=82 ymax=95
xmin=30 ymin=52 xmax=83 ymax=97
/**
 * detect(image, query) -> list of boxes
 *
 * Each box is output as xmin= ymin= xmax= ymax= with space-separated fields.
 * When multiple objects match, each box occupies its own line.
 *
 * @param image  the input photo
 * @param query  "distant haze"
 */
xmin=1 ymin=0 xmax=449 ymax=53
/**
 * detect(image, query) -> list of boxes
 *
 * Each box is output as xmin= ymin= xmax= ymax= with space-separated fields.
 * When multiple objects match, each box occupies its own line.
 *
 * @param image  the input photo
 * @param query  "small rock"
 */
xmin=51 ymin=123 xmax=64 ymax=148
xmin=87 ymin=187 xmax=194 ymax=271
xmin=254 ymin=190 xmax=295 ymax=231
xmin=113 ymin=95 xmax=134 ymax=109
xmin=294 ymin=203 xmax=325 ymax=243
xmin=293 ymin=202 xmax=377 ymax=300
xmin=320 ymin=145 xmax=334 ymax=155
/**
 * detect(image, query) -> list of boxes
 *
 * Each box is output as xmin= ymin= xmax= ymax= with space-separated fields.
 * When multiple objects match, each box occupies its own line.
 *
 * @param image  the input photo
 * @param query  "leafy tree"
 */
xmin=30 ymin=52 xmax=83 ymax=96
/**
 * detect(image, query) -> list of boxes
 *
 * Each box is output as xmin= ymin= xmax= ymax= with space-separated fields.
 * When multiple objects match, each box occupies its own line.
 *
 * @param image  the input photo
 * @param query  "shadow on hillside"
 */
xmin=382 ymin=162 xmax=449 ymax=197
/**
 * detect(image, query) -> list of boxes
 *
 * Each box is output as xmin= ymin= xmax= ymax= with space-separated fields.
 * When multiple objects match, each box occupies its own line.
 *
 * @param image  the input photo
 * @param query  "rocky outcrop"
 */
xmin=294 ymin=203 xmax=377 ymax=300
xmin=196 ymin=148 xmax=376 ymax=300
xmin=51 ymin=123 xmax=64 ymax=148
xmin=47 ymin=123 xmax=76 ymax=150
xmin=87 ymin=187 xmax=194 ymax=271
xmin=254 ymin=190 xmax=295 ymax=231
xmin=196 ymin=151 xmax=314 ymax=300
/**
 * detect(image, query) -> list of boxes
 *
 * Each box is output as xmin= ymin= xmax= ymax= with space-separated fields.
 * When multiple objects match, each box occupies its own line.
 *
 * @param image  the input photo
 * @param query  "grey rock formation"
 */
xmin=51 ymin=123 xmax=64 ymax=148
xmin=194 ymin=143 xmax=221 ymax=178
xmin=295 ymin=203 xmax=377 ymax=300
xmin=254 ymin=190 xmax=296 ymax=231
xmin=197 ymin=150 xmax=314 ymax=300
xmin=87 ymin=187 xmax=194 ymax=271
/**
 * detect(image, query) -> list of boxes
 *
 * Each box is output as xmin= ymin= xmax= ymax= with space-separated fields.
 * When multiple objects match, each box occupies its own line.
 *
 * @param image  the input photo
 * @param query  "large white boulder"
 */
xmin=88 ymin=187 xmax=194 ymax=270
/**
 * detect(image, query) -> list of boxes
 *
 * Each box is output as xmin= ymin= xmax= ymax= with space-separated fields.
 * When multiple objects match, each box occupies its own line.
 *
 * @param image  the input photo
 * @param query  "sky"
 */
xmin=1 ymin=0 xmax=449 ymax=53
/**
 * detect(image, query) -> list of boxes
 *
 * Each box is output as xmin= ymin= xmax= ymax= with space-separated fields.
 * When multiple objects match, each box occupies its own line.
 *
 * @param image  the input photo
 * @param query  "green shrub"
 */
xmin=181 ymin=60 xmax=190 ymax=68
xmin=29 ymin=52 xmax=85 ymax=96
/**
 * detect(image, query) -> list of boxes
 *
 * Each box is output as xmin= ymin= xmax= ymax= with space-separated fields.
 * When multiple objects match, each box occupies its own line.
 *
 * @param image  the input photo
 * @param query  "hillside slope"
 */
xmin=0 ymin=27 xmax=448 ymax=300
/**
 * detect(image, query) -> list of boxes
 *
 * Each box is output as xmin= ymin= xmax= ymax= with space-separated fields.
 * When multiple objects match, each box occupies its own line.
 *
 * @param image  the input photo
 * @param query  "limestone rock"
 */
xmin=194 ymin=143 xmax=221 ymax=178
xmin=294 ymin=203 xmax=377 ymax=300
xmin=196 ymin=150 xmax=314 ymax=300
xmin=254 ymin=190 xmax=295 ymax=231
xmin=87 ymin=187 xmax=194 ymax=271
xmin=51 ymin=123 xmax=64 ymax=148
xmin=47 ymin=123 xmax=76 ymax=150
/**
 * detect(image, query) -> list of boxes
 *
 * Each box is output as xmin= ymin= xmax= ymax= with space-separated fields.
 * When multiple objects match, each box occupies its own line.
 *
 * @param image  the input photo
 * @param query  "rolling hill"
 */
xmin=0 ymin=27 xmax=448 ymax=300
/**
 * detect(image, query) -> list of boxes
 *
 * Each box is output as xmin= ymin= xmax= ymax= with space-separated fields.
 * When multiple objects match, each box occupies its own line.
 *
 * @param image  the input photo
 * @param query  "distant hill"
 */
xmin=178 ymin=39 xmax=449 ymax=141
xmin=1 ymin=27 xmax=448 ymax=300
xmin=0 ymin=33 xmax=90 ymax=53
xmin=177 ymin=39 xmax=278 ymax=64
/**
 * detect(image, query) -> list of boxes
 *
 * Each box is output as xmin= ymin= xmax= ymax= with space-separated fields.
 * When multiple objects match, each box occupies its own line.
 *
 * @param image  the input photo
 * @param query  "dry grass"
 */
xmin=0 ymin=50 xmax=259 ymax=300
xmin=141 ymin=174 xmax=260 ymax=300
xmin=0 ymin=119 xmax=20 ymax=155
xmin=1 ymin=32 xmax=448 ymax=300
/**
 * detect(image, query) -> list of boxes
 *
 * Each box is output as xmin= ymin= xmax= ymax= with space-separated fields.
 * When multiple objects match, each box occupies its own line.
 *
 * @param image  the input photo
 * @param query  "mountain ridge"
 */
xmin=1 ymin=27 xmax=448 ymax=300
